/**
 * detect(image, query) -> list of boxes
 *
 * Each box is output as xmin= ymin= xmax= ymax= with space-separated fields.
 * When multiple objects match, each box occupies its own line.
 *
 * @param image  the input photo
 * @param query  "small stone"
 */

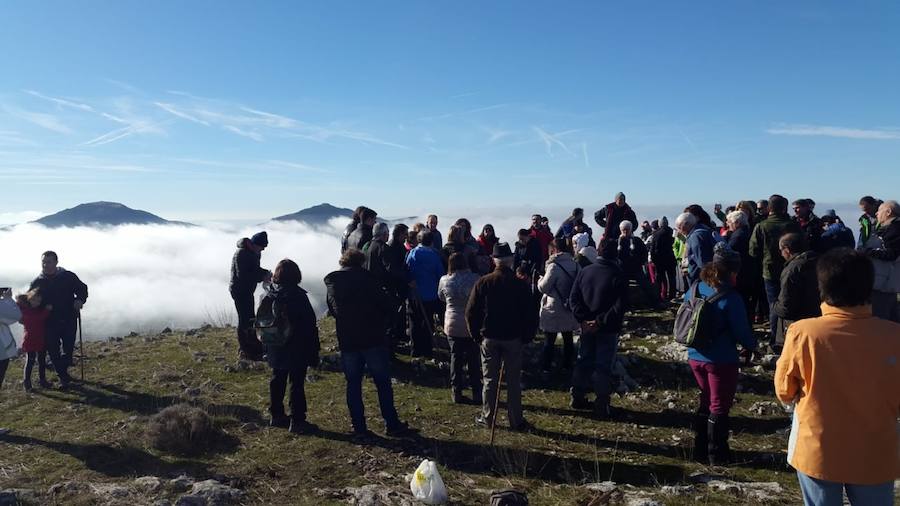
xmin=189 ymin=479 xmax=243 ymax=505
xmin=134 ymin=476 xmax=162 ymax=492
xmin=168 ymin=475 xmax=195 ymax=492
xmin=160 ymin=327 xmax=173 ymax=335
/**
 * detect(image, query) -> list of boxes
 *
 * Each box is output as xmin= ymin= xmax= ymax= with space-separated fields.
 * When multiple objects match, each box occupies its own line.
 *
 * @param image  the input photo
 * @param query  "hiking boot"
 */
xmin=692 ymin=410 xmax=710 ymax=463
xmin=23 ymin=380 xmax=33 ymax=392
xmin=385 ymin=421 xmax=417 ymax=437
xmin=474 ymin=415 xmax=491 ymax=427
xmin=289 ymin=419 xmax=319 ymax=435
xmin=351 ymin=428 xmax=376 ymax=444
xmin=269 ymin=415 xmax=290 ymax=429
xmin=38 ymin=379 xmax=52 ymax=389
xmin=509 ymin=420 xmax=534 ymax=433
xmin=569 ymin=387 xmax=591 ymax=410
xmin=593 ymin=399 xmax=615 ymax=420
xmin=708 ymin=414 xmax=732 ymax=466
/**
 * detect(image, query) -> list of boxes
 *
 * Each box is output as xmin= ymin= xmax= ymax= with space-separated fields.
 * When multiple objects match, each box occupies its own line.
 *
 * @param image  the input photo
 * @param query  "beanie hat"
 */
xmin=572 ymin=232 xmax=590 ymax=251
xmin=251 ymin=231 xmax=269 ymax=247
xmin=712 ymin=242 xmax=740 ymax=273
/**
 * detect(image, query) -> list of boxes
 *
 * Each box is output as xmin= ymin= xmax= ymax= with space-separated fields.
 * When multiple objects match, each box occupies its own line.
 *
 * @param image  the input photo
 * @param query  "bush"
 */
xmin=146 ymin=403 xmax=219 ymax=455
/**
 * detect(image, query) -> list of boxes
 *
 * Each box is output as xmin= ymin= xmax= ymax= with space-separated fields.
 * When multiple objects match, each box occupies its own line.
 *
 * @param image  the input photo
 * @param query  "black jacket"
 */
xmin=514 ymin=238 xmax=542 ymax=277
xmin=324 ymin=267 xmax=398 ymax=352
xmin=465 ymin=265 xmax=537 ymax=342
xmin=263 ymin=284 xmax=320 ymax=370
xmin=594 ymin=202 xmax=638 ymax=240
xmin=441 ymin=242 xmax=479 ymax=272
xmin=796 ymin=215 xmax=824 ymax=253
xmin=617 ymin=236 xmax=648 ymax=277
xmin=341 ymin=222 xmax=358 ymax=253
xmin=649 ymin=226 xmax=676 ymax=267
xmin=230 ymin=238 xmax=268 ymax=294
xmin=773 ymin=251 xmax=821 ymax=321
xmin=347 ymin=224 xmax=373 ymax=251
xmin=367 ymin=237 xmax=409 ymax=295
xmin=30 ymin=268 xmax=88 ymax=323
xmin=727 ymin=225 xmax=755 ymax=292
xmin=569 ymin=258 xmax=627 ymax=333
xmin=868 ymin=219 xmax=900 ymax=262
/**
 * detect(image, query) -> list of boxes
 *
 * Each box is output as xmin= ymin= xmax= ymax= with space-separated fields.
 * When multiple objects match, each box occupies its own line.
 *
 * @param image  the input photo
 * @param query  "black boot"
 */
xmin=569 ymin=387 xmax=591 ymax=410
xmin=708 ymin=414 xmax=731 ymax=466
xmin=692 ymin=410 xmax=709 ymax=463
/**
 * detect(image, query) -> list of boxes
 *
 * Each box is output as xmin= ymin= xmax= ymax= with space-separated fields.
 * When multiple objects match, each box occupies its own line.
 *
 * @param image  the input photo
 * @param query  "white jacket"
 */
xmin=537 ymin=252 xmax=580 ymax=333
xmin=0 ymin=298 xmax=21 ymax=361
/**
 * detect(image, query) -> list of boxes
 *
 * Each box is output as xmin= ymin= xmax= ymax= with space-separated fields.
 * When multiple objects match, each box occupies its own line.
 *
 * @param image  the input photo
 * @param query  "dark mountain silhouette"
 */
xmin=272 ymin=203 xmax=354 ymax=225
xmin=32 ymin=202 xmax=194 ymax=228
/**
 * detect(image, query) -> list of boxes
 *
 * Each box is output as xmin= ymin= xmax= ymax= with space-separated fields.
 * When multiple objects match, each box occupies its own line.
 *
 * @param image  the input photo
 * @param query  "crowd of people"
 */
xmin=1 ymin=193 xmax=897 ymax=504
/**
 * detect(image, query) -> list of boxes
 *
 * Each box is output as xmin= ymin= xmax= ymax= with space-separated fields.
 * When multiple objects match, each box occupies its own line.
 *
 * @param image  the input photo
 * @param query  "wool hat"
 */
xmin=492 ymin=242 xmax=514 ymax=259
xmin=578 ymin=246 xmax=599 ymax=263
xmin=251 ymin=231 xmax=269 ymax=247
xmin=572 ymin=232 xmax=590 ymax=251
xmin=712 ymin=242 xmax=741 ymax=273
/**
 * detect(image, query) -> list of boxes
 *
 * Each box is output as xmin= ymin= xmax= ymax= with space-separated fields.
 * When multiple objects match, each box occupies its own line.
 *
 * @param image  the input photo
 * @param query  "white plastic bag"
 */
xmin=409 ymin=459 xmax=448 ymax=504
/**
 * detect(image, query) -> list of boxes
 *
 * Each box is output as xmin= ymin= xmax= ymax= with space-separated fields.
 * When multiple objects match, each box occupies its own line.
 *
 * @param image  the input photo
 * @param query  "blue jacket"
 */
xmin=406 ymin=245 xmax=445 ymax=302
xmin=686 ymin=224 xmax=716 ymax=284
xmin=685 ymin=281 xmax=756 ymax=364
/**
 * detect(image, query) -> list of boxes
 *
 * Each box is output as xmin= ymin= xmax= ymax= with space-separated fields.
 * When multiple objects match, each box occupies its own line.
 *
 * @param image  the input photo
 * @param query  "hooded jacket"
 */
xmin=229 ymin=239 xmax=268 ymax=294
xmin=820 ymin=222 xmax=855 ymax=251
xmin=262 ymin=283 xmax=320 ymax=370
xmin=30 ymin=267 xmax=88 ymax=322
xmin=537 ymin=252 xmax=580 ymax=333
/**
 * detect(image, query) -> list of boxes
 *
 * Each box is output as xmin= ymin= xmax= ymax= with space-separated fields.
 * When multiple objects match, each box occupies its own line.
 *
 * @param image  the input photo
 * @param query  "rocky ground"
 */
xmin=0 ymin=308 xmax=859 ymax=505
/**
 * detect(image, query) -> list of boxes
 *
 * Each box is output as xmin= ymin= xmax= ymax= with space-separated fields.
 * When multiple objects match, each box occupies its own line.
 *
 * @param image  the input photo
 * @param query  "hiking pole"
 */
xmin=489 ymin=361 xmax=505 ymax=446
xmin=77 ymin=313 xmax=85 ymax=382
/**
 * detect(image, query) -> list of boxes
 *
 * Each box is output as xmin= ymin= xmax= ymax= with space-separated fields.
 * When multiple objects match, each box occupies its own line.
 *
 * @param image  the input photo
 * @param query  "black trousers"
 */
xmin=541 ymin=331 xmax=574 ymax=370
xmin=269 ymin=365 xmax=308 ymax=420
xmin=408 ymin=298 xmax=439 ymax=357
xmin=448 ymin=336 xmax=482 ymax=393
xmin=231 ymin=290 xmax=264 ymax=357
xmin=24 ymin=351 xmax=48 ymax=384
xmin=45 ymin=318 xmax=75 ymax=382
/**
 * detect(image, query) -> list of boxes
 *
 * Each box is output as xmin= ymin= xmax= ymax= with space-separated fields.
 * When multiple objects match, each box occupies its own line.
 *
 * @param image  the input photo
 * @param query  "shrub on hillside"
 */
xmin=146 ymin=403 xmax=219 ymax=455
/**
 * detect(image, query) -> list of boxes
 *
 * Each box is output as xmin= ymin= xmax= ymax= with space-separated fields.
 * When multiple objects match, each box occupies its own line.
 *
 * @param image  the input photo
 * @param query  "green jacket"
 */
xmin=749 ymin=214 xmax=801 ymax=281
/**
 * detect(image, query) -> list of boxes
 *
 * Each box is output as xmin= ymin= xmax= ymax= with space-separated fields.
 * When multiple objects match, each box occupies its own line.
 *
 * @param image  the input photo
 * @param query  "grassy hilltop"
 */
xmin=0 ymin=309 xmax=814 ymax=505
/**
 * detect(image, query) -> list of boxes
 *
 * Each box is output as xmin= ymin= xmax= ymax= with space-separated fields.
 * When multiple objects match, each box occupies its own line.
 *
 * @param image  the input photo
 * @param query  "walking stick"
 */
xmin=77 ymin=313 xmax=85 ymax=382
xmin=489 ymin=361 xmax=505 ymax=446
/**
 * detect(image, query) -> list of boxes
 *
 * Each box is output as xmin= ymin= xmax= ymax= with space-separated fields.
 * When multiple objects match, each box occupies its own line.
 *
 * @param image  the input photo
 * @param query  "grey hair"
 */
xmin=726 ymin=210 xmax=748 ymax=228
xmin=882 ymin=200 xmax=900 ymax=215
xmin=373 ymin=222 xmax=390 ymax=238
xmin=619 ymin=220 xmax=633 ymax=231
xmin=493 ymin=257 xmax=514 ymax=269
xmin=675 ymin=212 xmax=697 ymax=230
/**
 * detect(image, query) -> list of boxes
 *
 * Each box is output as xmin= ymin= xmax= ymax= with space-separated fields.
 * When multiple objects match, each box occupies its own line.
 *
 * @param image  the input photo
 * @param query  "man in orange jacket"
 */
xmin=775 ymin=249 xmax=899 ymax=505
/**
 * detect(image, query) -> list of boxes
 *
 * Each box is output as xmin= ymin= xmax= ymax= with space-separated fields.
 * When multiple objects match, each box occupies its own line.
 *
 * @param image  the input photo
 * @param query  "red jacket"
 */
xmin=530 ymin=226 xmax=554 ymax=262
xmin=18 ymin=303 xmax=50 ymax=353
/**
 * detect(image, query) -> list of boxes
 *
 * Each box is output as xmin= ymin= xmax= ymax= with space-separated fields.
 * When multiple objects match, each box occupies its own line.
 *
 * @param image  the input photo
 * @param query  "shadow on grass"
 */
xmin=0 ymin=433 xmax=208 ymax=478
xmin=310 ymin=428 xmax=687 ymax=486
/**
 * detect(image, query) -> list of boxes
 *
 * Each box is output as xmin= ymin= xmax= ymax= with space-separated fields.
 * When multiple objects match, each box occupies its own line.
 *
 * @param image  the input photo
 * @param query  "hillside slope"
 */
xmin=0 ymin=310 xmax=817 ymax=505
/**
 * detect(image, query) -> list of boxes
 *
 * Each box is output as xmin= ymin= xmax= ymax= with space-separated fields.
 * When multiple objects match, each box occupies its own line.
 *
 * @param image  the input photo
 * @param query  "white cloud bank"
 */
xmin=766 ymin=123 xmax=900 ymax=140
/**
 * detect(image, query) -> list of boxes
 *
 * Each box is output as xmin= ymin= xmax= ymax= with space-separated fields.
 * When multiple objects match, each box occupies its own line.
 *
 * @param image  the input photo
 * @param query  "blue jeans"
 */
xmin=340 ymin=347 xmax=401 ymax=432
xmin=570 ymin=330 xmax=618 ymax=401
xmin=764 ymin=279 xmax=781 ymax=346
xmin=797 ymin=471 xmax=894 ymax=506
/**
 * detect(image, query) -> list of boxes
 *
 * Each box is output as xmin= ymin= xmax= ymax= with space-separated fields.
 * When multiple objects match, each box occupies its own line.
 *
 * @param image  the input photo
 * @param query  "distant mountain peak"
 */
xmin=272 ymin=203 xmax=353 ymax=225
xmin=31 ymin=202 xmax=193 ymax=228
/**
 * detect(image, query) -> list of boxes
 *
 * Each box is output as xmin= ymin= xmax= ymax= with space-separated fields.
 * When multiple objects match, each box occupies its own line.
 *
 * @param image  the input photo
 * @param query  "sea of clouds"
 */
xmin=0 ymin=202 xmax=860 ymax=341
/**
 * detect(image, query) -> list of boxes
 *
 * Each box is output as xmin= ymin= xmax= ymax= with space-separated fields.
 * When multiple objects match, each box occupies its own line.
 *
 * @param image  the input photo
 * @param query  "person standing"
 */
xmin=568 ymin=240 xmax=627 ymax=418
xmin=406 ymin=230 xmax=445 ymax=357
xmin=16 ymin=290 xmax=51 ymax=391
xmin=466 ymin=243 xmax=538 ymax=431
xmin=30 ymin=251 xmax=88 ymax=388
xmin=675 ymin=212 xmax=715 ymax=285
xmin=617 ymin=221 xmax=661 ymax=308
xmin=772 ymin=233 xmax=821 ymax=347
xmin=556 ymin=208 xmax=585 ymax=241
xmin=529 ymin=214 xmax=554 ymax=264
xmin=775 ymin=249 xmax=899 ymax=505
xmin=537 ymin=239 xmax=580 ymax=377
xmin=347 ymin=208 xmax=377 ymax=251
xmin=685 ymin=244 xmax=757 ymax=465
xmin=229 ymin=233 xmax=270 ymax=361
xmin=0 ymin=287 xmax=20 ymax=391
xmin=865 ymin=200 xmax=900 ymax=322
xmin=341 ymin=206 xmax=366 ymax=254
xmin=650 ymin=216 xmax=677 ymax=301
xmin=726 ymin=210 xmax=756 ymax=321
xmin=438 ymin=253 xmax=482 ymax=404
xmin=262 ymin=259 xmax=320 ymax=435
xmin=426 ymin=214 xmax=443 ymax=250
xmin=325 ymin=250 xmax=414 ymax=439
xmin=792 ymin=199 xmax=823 ymax=254
xmin=857 ymin=196 xmax=881 ymax=249
xmin=749 ymin=195 xmax=801 ymax=349
xmin=594 ymin=192 xmax=638 ymax=241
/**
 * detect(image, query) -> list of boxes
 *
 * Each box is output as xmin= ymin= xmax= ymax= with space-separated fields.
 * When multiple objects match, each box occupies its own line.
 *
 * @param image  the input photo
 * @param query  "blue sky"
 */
xmin=2 ymin=1 xmax=899 ymax=221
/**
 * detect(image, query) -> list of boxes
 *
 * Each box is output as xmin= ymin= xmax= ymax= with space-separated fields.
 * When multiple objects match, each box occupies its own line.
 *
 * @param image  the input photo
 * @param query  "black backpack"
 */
xmin=673 ymin=283 xmax=730 ymax=350
xmin=255 ymin=295 xmax=291 ymax=347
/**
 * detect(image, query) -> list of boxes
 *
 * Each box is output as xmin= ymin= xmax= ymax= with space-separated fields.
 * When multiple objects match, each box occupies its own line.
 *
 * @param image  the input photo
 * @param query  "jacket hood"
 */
xmin=266 ymin=282 xmax=305 ymax=300
xmin=237 ymin=238 xmax=252 ymax=249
